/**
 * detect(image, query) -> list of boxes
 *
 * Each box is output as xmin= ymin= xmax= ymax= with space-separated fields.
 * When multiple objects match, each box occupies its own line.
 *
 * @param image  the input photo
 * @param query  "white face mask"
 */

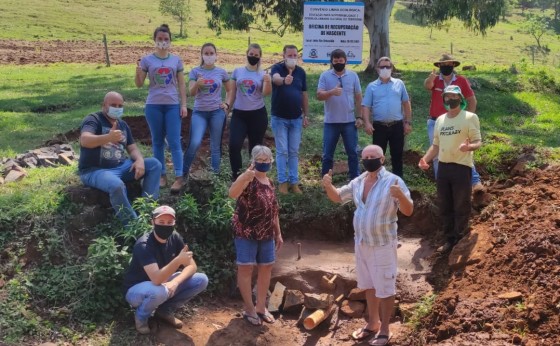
xmin=202 ymin=55 xmax=217 ymax=65
xmin=285 ymin=58 xmax=297 ymax=69
xmin=379 ymin=68 xmax=392 ymax=79
xmin=155 ymin=41 xmax=171 ymax=50
xmin=107 ymin=106 xmax=124 ymax=119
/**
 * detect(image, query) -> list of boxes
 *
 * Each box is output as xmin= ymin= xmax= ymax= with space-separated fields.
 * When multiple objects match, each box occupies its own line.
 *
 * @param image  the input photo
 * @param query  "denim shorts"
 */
xmin=235 ymin=237 xmax=275 ymax=265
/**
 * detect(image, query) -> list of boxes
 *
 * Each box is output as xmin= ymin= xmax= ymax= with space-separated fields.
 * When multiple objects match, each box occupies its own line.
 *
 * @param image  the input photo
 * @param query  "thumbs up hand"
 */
xmin=107 ymin=121 xmax=124 ymax=143
xmin=263 ymin=70 xmax=272 ymax=84
xmin=331 ymin=83 xmax=343 ymax=97
xmin=241 ymin=163 xmax=256 ymax=183
xmin=389 ymin=178 xmax=403 ymax=198
xmin=459 ymin=138 xmax=470 ymax=152
xmin=284 ymin=70 xmax=294 ymax=85
xmin=322 ymin=169 xmax=333 ymax=187
xmin=196 ymin=73 xmax=205 ymax=88
xmin=459 ymin=138 xmax=471 ymax=152
xmin=430 ymin=68 xmax=438 ymax=79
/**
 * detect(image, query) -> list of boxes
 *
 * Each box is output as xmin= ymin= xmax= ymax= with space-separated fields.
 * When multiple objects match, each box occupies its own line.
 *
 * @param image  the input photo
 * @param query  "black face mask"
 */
xmin=332 ymin=63 xmax=345 ymax=72
xmin=247 ymin=56 xmax=260 ymax=66
xmin=439 ymin=65 xmax=454 ymax=76
xmin=444 ymin=99 xmax=462 ymax=109
xmin=362 ymin=158 xmax=383 ymax=172
xmin=154 ymin=224 xmax=174 ymax=240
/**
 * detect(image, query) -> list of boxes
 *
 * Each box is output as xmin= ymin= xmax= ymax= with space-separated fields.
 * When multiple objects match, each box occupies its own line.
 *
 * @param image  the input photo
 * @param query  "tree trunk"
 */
xmin=360 ymin=0 xmax=396 ymax=73
xmin=179 ymin=15 xmax=184 ymax=37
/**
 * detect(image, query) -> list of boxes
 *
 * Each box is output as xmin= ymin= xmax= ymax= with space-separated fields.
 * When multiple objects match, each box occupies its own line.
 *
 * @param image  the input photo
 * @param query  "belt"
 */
xmin=372 ymin=120 xmax=402 ymax=127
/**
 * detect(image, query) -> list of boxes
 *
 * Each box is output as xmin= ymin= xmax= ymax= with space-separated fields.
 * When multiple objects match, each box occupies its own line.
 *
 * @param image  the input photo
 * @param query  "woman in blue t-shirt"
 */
xmin=135 ymin=24 xmax=188 ymax=193
xmin=183 ymin=43 xmax=231 ymax=176
xmin=227 ymin=43 xmax=272 ymax=181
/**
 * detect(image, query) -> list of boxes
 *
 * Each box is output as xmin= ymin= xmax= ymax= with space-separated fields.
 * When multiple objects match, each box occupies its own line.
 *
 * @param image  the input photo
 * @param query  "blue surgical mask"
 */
xmin=254 ymin=162 xmax=271 ymax=172
xmin=107 ymin=106 xmax=124 ymax=119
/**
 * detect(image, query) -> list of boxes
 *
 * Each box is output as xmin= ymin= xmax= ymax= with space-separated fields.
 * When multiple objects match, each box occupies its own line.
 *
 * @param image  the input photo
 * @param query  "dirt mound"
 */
xmin=420 ymin=165 xmax=560 ymax=345
xmin=0 ymin=40 xmax=281 ymax=67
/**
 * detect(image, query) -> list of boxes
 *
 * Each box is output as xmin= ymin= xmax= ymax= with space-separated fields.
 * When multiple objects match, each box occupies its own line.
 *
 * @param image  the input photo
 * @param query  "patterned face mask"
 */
xmin=155 ymin=40 xmax=171 ymax=50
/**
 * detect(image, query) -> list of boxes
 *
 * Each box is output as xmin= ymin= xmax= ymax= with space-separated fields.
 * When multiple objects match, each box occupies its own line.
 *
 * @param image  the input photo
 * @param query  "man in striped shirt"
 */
xmin=323 ymin=144 xmax=413 ymax=345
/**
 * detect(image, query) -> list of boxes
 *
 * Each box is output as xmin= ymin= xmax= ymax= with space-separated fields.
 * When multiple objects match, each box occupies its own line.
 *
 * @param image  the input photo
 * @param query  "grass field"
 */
xmin=1 ymin=2 xmax=560 ymax=344
xmin=1 ymin=1 xmax=560 ymax=66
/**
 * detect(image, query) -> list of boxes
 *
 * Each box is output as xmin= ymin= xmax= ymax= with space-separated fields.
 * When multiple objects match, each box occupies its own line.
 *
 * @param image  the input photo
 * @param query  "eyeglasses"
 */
xmin=378 ymin=66 xmax=392 ymax=70
xmin=338 ymin=76 xmax=343 ymax=88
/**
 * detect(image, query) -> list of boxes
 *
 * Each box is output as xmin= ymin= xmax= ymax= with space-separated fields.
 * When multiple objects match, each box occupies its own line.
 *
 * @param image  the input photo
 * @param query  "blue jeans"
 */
xmin=145 ymin=104 xmax=183 ymax=177
xmin=125 ymin=272 xmax=208 ymax=323
xmin=183 ymin=109 xmax=226 ymax=175
xmin=427 ymin=118 xmax=481 ymax=185
xmin=271 ymin=115 xmax=303 ymax=184
xmin=79 ymin=158 xmax=161 ymax=224
xmin=322 ymin=122 xmax=360 ymax=179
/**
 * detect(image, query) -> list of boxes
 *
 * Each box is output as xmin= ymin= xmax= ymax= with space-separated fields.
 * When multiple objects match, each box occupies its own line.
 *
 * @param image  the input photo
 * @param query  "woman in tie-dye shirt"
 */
xmin=135 ymin=24 xmax=188 ymax=193
xmin=183 ymin=43 xmax=231 ymax=176
xmin=227 ymin=43 xmax=273 ymax=181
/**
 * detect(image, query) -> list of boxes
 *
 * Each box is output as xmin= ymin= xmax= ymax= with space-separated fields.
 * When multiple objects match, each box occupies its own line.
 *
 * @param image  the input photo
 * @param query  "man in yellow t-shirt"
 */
xmin=418 ymin=85 xmax=482 ymax=252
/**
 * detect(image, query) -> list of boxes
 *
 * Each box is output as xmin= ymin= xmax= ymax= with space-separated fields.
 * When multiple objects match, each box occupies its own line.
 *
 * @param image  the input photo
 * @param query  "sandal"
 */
xmin=351 ymin=327 xmax=376 ymax=341
xmin=256 ymin=310 xmax=275 ymax=324
xmin=242 ymin=312 xmax=262 ymax=326
xmin=369 ymin=333 xmax=393 ymax=346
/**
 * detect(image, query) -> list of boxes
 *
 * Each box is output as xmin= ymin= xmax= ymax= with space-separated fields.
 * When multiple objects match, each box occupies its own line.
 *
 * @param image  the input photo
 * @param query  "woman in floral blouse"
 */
xmin=228 ymin=145 xmax=283 ymax=326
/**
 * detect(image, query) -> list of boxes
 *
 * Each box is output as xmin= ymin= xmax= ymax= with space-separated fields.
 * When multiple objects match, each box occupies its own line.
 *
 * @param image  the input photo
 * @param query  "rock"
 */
xmin=462 ymin=65 xmax=477 ymax=71
xmin=304 ymin=293 xmax=334 ymax=310
xmin=398 ymin=302 xmax=416 ymax=321
xmin=283 ymin=289 xmax=304 ymax=312
xmin=510 ymin=153 xmax=536 ymax=176
xmin=340 ymin=299 xmax=365 ymax=318
xmin=512 ymin=334 xmax=522 ymax=344
xmin=267 ymin=281 xmax=286 ymax=313
xmin=448 ymin=228 xmax=493 ymax=270
xmin=39 ymin=343 xmax=57 ymax=346
xmin=4 ymin=169 xmax=26 ymax=183
xmin=58 ymin=153 xmax=73 ymax=165
xmin=497 ymin=291 xmax=523 ymax=301
xmin=347 ymin=288 xmax=366 ymax=301
xmin=483 ymin=323 xmax=493 ymax=332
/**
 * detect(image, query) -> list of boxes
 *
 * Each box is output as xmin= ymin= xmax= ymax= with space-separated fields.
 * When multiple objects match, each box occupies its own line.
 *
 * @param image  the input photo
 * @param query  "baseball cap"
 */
xmin=442 ymin=85 xmax=464 ymax=97
xmin=152 ymin=205 xmax=176 ymax=219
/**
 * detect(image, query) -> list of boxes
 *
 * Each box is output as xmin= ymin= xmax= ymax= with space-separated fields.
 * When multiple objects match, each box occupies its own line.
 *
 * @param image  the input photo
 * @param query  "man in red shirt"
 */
xmin=424 ymin=54 xmax=483 ymax=190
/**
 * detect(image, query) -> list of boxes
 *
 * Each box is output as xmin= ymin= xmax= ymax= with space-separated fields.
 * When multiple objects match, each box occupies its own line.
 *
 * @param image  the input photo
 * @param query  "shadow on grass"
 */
xmin=393 ymin=7 xmax=424 ymax=27
xmin=0 ymin=74 xmax=145 ymax=113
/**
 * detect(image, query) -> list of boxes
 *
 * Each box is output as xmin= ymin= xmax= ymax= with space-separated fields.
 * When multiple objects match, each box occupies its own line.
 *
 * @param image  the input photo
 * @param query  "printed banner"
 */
xmin=302 ymin=1 xmax=364 ymax=64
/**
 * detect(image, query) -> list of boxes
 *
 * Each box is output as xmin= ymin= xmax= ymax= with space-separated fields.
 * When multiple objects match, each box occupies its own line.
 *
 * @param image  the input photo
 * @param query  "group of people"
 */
xmin=76 ymin=23 xmax=483 ymax=343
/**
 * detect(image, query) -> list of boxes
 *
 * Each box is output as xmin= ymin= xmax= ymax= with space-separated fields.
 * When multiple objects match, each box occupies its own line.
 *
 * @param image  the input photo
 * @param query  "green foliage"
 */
xmin=520 ymin=13 xmax=553 ymax=49
xmin=406 ymin=293 xmax=437 ymax=330
xmin=205 ymin=0 xmax=314 ymax=36
xmin=411 ymin=0 xmax=506 ymax=35
xmin=176 ymin=176 xmax=236 ymax=294
xmin=0 ymin=278 xmax=49 ymax=344
xmin=159 ymin=0 xmax=190 ymax=38
xmin=114 ymin=197 xmax=158 ymax=246
xmin=30 ymin=236 xmax=130 ymax=322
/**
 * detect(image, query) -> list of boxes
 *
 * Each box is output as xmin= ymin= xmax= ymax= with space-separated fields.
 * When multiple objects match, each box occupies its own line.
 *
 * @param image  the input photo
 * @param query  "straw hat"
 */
xmin=433 ymin=54 xmax=461 ymax=67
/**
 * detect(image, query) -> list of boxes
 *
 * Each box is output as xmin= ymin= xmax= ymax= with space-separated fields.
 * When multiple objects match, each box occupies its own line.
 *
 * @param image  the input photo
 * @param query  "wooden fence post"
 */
xmin=103 ymin=34 xmax=111 ymax=67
